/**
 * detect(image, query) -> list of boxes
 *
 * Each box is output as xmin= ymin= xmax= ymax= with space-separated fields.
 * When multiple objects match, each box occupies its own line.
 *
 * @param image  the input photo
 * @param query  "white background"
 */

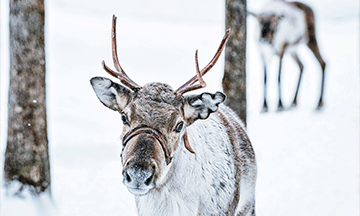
xmin=1 ymin=0 xmax=359 ymax=215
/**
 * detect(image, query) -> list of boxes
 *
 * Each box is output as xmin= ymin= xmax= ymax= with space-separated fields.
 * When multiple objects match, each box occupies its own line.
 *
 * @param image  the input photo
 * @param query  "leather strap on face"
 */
xmin=122 ymin=125 xmax=172 ymax=165
xmin=183 ymin=130 xmax=195 ymax=154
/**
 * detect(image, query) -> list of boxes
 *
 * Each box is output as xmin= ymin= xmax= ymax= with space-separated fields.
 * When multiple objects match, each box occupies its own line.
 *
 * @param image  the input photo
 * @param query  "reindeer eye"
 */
xmin=121 ymin=112 xmax=130 ymax=126
xmin=174 ymin=121 xmax=184 ymax=133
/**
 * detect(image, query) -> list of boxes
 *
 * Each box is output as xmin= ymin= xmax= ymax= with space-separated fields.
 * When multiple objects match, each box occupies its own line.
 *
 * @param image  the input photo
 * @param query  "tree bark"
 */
xmin=4 ymin=0 xmax=50 ymax=195
xmin=223 ymin=0 xmax=247 ymax=126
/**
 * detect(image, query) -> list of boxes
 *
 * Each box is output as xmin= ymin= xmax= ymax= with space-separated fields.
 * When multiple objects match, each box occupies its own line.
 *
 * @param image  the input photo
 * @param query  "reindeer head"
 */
xmin=90 ymin=15 xmax=229 ymax=196
xmin=250 ymin=12 xmax=284 ymax=44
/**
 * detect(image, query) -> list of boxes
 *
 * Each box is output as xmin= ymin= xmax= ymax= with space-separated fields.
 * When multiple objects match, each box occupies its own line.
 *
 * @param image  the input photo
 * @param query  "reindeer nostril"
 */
xmin=125 ymin=172 xmax=132 ymax=183
xmin=144 ymin=173 xmax=154 ymax=186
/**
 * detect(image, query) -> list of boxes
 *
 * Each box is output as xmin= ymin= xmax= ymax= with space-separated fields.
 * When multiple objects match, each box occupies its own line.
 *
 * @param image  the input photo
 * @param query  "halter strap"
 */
xmin=122 ymin=125 xmax=172 ymax=165
xmin=183 ymin=130 xmax=195 ymax=154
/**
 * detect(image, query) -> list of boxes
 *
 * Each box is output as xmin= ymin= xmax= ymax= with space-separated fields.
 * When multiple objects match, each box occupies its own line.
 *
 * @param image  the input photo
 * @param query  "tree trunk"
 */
xmin=222 ymin=0 xmax=247 ymax=126
xmin=4 ymin=0 xmax=50 ymax=196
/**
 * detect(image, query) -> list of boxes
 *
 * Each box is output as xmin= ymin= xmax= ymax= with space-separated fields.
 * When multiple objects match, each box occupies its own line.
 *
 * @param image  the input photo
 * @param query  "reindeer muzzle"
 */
xmin=122 ymin=126 xmax=172 ymax=165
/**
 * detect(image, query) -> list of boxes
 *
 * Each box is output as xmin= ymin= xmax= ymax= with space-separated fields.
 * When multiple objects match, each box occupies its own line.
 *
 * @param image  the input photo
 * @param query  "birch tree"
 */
xmin=4 ymin=0 xmax=50 ymax=196
xmin=222 ymin=0 xmax=247 ymax=126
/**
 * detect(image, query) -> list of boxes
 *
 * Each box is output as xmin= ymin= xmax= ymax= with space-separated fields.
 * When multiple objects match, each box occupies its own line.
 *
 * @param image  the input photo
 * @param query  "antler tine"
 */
xmin=102 ymin=15 xmax=142 ymax=91
xmin=195 ymin=50 xmax=206 ymax=88
xmin=111 ymin=15 xmax=127 ymax=78
xmin=102 ymin=61 xmax=141 ymax=90
xmin=175 ymin=29 xmax=231 ymax=98
xmin=174 ymin=50 xmax=207 ymax=97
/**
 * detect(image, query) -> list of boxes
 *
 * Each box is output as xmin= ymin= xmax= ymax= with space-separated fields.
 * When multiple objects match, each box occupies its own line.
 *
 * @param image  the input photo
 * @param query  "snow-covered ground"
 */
xmin=1 ymin=0 xmax=358 ymax=215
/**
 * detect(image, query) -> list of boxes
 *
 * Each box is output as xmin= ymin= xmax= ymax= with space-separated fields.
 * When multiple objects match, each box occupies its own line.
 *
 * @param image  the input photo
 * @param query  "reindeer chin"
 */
xmin=126 ymin=186 xmax=153 ymax=196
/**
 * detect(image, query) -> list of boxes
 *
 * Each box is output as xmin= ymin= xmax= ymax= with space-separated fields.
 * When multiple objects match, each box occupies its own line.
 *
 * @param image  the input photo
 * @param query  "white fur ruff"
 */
xmin=135 ymin=106 xmax=256 ymax=216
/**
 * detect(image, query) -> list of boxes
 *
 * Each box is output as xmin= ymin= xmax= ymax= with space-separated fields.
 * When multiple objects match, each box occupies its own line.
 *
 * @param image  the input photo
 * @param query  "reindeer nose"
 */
xmin=123 ymin=164 xmax=155 ymax=189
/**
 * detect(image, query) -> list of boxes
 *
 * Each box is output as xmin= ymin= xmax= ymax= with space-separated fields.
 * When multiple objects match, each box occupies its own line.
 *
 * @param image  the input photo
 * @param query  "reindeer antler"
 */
xmin=174 ymin=29 xmax=230 ymax=98
xmin=102 ymin=15 xmax=142 ymax=91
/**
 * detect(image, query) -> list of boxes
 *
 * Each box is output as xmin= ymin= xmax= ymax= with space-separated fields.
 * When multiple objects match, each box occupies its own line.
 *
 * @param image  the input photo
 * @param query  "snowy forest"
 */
xmin=1 ymin=0 xmax=358 ymax=215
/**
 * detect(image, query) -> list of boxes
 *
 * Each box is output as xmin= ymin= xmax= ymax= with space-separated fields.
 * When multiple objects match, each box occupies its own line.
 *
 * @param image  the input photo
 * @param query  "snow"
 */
xmin=1 ymin=0 xmax=358 ymax=215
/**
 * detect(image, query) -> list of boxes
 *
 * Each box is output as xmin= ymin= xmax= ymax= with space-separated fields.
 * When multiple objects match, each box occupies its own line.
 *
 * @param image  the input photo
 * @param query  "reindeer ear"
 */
xmin=90 ymin=76 xmax=133 ymax=111
xmin=182 ymin=92 xmax=226 ymax=124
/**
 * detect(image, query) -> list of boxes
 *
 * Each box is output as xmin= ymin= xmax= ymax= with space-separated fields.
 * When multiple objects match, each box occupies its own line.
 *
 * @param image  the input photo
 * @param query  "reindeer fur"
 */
xmin=135 ymin=104 xmax=257 ymax=216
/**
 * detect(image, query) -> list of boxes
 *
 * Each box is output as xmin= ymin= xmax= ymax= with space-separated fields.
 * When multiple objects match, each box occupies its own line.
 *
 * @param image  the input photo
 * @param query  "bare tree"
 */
xmin=222 ymin=0 xmax=247 ymax=126
xmin=4 ymin=0 xmax=50 ymax=196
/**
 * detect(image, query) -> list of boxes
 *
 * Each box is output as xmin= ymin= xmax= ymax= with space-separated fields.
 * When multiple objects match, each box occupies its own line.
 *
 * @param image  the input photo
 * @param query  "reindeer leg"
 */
xmin=277 ymin=50 xmax=286 ymax=111
xmin=291 ymin=52 xmax=304 ymax=108
xmin=259 ymin=49 xmax=269 ymax=113
xmin=261 ymin=65 xmax=268 ymax=112
xmin=307 ymin=39 xmax=326 ymax=110
xmin=277 ymin=43 xmax=290 ymax=111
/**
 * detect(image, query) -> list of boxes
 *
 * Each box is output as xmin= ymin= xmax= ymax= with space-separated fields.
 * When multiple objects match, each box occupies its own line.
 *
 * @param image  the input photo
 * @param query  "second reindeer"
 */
xmin=250 ymin=0 xmax=326 ymax=111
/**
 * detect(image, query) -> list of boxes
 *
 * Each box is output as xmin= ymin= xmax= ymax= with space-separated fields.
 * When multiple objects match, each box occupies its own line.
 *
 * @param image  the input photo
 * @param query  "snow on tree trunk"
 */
xmin=4 ymin=0 xmax=50 ymax=196
xmin=223 ymin=0 xmax=247 ymax=126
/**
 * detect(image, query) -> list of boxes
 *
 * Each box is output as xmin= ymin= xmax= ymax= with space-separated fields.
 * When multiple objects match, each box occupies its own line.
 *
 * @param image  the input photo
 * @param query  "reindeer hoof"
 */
xmin=261 ymin=101 xmax=268 ymax=113
xmin=277 ymin=101 xmax=284 ymax=111
xmin=316 ymin=101 xmax=324 ymax=110
xmin=291 ymin=101 xmax=297 ymax=107
xmin=261 ymin=106 xmax=268 ymax=113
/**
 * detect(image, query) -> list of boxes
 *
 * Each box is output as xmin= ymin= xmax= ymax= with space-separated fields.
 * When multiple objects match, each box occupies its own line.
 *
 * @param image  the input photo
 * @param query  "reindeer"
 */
xmin=249 ymin=0 xmax=326 ymax=111
xmin=90 ymin=15 xmax=257 ymax=216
